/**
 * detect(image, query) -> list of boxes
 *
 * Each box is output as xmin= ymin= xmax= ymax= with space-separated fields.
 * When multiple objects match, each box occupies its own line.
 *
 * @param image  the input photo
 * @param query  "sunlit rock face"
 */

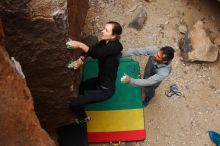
xmin=0 ymin=19 xmax=56 ymax=146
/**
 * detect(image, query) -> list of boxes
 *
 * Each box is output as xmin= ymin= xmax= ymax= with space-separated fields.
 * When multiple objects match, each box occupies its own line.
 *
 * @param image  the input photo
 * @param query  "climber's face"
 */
xmin=101 ymin=24 xmax=116 ymax=41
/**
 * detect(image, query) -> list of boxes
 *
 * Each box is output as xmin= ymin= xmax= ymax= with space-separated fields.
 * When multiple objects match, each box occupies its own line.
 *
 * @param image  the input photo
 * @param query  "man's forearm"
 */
xmin=122 ymin=46 xmax=159 ymax=57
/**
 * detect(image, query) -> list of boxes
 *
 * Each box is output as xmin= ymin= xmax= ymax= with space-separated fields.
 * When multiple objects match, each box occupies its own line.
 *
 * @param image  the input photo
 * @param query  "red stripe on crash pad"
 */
xmin=88 ymin=130 xmax=146 ymax=142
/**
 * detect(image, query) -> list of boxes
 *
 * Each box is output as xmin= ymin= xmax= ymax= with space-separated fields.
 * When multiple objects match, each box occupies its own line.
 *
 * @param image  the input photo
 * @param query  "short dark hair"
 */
xmin=107 ymin=21 xmax=122 ymax=39
xmin=160 ymin=46 xmax=175 ymax=62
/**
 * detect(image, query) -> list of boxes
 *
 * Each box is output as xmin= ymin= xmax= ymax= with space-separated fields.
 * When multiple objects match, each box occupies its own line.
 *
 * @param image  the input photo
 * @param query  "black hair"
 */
xmin=107 ymin=21 xmax=122 ymax=39
xmin=160 ymin=46 xmax=175 ymax=62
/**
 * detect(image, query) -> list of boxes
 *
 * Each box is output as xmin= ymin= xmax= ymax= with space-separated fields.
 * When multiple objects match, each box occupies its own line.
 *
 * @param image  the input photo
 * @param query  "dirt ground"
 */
xmin=82 ymin=0 xmax=220 ymax=145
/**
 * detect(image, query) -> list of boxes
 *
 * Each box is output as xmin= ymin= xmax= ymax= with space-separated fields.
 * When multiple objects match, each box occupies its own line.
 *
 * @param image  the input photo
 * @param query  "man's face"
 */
xmin=154 ymin=50 xmax=166 ymax=63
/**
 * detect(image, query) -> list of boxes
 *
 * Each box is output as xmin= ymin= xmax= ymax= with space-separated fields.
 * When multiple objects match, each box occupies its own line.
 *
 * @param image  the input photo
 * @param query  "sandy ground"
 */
xmin=82 ymin=0 xmax=220 ymax=145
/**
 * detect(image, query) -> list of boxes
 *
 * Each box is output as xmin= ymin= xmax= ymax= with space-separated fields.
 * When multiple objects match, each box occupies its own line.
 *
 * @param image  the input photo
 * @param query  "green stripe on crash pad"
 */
xmin=83 ymin=58 xmax=142 ymax=111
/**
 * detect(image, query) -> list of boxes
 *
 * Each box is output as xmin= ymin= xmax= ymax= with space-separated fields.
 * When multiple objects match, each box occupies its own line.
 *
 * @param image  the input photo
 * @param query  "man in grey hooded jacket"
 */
xmin=122 ymin=46 xmax=174 ymax=107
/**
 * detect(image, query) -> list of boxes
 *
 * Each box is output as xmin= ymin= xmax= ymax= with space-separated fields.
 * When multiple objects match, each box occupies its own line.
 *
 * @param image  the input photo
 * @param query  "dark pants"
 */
xmin=144 ymin=83 xmax=160 ymax=102
xmin=69 ymin=78 xmax=114 ymax=119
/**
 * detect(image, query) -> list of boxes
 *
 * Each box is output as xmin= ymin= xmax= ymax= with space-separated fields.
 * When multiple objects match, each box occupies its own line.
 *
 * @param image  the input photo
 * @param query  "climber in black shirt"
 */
xmin=67 ymin=21 xmax=123 ymax=124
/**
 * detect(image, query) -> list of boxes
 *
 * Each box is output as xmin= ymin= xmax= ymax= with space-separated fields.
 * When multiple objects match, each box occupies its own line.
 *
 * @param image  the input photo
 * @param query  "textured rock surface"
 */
xmin=188 ymin=21 xmax=218 ymax=62
xmin=0 ymin=0 xmax=88 ymax=132
xmin=68 ymin=0 xmax=89 ymax=39
xmin=0 ymin=19 xmax=55 ymax=146
xmin=179 ymin=21 xmax=218 ymax=62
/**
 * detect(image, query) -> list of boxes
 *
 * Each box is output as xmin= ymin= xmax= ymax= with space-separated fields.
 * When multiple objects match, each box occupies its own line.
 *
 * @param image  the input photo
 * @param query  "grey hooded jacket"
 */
xmin=122 ymin=46 xmax=172 ymax=87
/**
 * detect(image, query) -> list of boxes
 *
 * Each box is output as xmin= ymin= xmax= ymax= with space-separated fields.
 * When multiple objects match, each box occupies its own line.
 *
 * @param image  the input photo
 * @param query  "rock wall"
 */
xmin=0 ymin=0 xmax=88 ymax=132
xmin=68 ymin=0 xmax=89 ymax=39
xmin=0 ymin=19 xmax=55 ymax=146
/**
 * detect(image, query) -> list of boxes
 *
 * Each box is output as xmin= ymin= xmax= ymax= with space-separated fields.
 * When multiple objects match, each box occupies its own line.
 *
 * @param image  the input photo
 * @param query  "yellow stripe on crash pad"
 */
xmin=86 ymin=109 xmax=144 ymax=132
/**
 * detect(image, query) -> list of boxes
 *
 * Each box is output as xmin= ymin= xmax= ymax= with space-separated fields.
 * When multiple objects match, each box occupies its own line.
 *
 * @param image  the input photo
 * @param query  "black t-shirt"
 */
xmin=87 ymin=40 xmax=123 ymax=89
